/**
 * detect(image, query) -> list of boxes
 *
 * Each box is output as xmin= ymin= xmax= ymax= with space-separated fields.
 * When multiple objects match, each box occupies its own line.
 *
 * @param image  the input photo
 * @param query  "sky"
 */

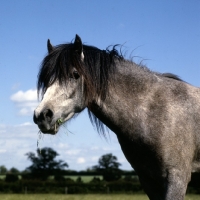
xmin=0 ymin=0 xmax=200 ymax=171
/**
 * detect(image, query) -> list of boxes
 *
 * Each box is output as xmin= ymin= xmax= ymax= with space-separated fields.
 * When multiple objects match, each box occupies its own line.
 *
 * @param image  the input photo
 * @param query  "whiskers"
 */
xmin=55 ymin=123 xmax=57 ymax=133
xmin=36 ymin=123 xmax=74 ymax=151
xmin=59 ymin=123 xmax=74 ymax=136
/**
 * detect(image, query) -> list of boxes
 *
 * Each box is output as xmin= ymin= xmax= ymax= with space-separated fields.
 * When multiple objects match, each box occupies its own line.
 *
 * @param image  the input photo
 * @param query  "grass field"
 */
xmin=0 ymin=194 xmax=199 ymax=200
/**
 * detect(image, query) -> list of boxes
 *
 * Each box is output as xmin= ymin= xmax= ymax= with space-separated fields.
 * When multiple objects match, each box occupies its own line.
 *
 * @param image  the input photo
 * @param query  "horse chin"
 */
xmin=38 ymin=123 xmax=60 ymax=135
xmin=37 ymin=113 xmax=75 ymax=135
xmin=39 ymin=128 xmax=58 ymax=135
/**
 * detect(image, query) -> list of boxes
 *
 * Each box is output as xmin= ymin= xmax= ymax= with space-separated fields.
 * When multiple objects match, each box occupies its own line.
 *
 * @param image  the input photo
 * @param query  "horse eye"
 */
xmin=73 ymin=71 xmax=80 ymax=79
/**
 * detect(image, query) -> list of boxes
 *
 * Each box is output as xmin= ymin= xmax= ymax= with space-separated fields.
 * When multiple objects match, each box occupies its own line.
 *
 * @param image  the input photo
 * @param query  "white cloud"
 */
xmin=0 ymin=123 xmax=38 ymax=170
xmin=0 ymin=149 xmax=6 ymax=153
xmin=65 ymin=149 xmax=81 ymax=156
xmin=0 ymin=109 xmax=132 ymax=171
xmin=10 ymin=89 xmax=38 ymax=116
xmin=10 ymin=89 xmax=37 ymax=102
xmin=18 ymin=122 xmax=32 ymax=126
xmin=18 ymin=107 xmax=36 ymax=116
xmin=91 ymin=156 xmax=99 ymax=161
xmin=77 ymin=157 xmax=86 ymax=164
xmin=91 ymin=146 xmax=100 ymax=150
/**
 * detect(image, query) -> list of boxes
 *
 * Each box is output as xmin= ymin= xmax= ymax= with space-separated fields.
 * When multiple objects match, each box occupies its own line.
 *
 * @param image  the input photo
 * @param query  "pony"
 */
xmin=33 ymin=34 xmax=200 ymax=200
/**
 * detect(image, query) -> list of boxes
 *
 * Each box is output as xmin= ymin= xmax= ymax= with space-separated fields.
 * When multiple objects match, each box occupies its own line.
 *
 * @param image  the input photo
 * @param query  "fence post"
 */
xmin=24 ymin=186 xmax=27 ymax=194
xmin=107 ymin=186 xmax=110 ymax=194
xmin=65 ymin=187 xmax=68 ymax=194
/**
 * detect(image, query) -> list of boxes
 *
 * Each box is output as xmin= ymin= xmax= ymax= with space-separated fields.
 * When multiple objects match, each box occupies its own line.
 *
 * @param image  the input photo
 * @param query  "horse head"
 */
xmin=33 ymin=35 xmax=86 ymax=134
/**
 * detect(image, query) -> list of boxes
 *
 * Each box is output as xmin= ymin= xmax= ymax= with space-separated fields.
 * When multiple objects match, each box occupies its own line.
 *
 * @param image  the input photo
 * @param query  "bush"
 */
xmin=90 ymin=177 xmax=101 ymax=183
xmin=103 ymin=171 xmax=121 ymax=182
xmin=106 ymin=179 xmax=142 ymax=193
xmin=68 ymin=185 xmax=88 ymax=194
xmin=5 ymin=174 xmax=19 ymax=182
xmin=54 ymin=175 xmax=65 ymax=181
xmin=21 ymin=173 xmax=48 ymax=181
xmin=65 ymin=178 xmax=75 ymax=183
xmin=76 ymin=177 xmax=83 ymax=183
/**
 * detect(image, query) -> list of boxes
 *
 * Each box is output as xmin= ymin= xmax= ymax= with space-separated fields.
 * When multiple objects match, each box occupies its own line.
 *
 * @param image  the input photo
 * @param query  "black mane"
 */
xmin=37 ymin=42 xmax=123 ymax=136
xmin=37 ymin=41 xmax=183 ymax=136
xmin=162 ymin=73 xmax=183 ymax=81
xmin=38 ymin=43 xmax=123 ymax=100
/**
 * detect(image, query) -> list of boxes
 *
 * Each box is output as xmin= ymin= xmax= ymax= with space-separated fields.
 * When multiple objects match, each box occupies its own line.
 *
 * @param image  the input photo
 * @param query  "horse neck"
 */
xmin=89 ymin=61 xmax=155 ymax=136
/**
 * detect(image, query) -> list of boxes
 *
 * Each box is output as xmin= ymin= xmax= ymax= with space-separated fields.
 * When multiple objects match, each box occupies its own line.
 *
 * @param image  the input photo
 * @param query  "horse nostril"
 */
xmin=33 ymin=109 xmax=54 ymax=125
xmin=43 ymin=109 xmax=54 ymax=122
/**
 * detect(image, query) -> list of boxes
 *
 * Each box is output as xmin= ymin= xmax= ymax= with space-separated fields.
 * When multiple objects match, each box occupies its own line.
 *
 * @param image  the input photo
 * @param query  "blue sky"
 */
xmin=0 ymin=0 xmax=200 ymax=171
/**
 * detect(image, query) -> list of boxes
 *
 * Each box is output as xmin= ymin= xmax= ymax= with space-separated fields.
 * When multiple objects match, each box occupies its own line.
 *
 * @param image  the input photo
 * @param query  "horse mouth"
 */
xmin=38 ymin=119 xmax=64 ymax=135
xmin=37 ymin=113 xmax=74 ymax=134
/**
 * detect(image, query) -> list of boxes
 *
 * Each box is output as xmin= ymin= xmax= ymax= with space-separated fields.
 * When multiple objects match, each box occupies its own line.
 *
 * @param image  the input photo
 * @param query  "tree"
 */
xmin=25 ymin=147 xmax=68 ymax=180
xmin=93 ymin=153 xmax=122 ymax=181
xmin=0 ymin=165 xmax=7 ymax=174
xmin=5 ymin=174 xmax=19 ymax=182
xmin=9 ymin=167 xmax=20 ymax=174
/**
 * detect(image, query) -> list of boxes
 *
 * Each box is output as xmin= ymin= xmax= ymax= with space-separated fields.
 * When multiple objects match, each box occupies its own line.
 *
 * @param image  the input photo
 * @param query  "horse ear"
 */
xmin=47 ymin=39 xmax=54 ymax=53
xmin=74 ymin=34 xmax=84 ymax=60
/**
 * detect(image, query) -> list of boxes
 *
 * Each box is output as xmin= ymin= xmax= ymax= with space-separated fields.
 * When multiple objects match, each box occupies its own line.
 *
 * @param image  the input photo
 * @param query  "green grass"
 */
xmin=0 ymin=194 xmax=148 ymax=200
xmin=0 ymin=194 xmax=199 ymax=200
xmin=0 ymin=175 xmax=5 ymax=180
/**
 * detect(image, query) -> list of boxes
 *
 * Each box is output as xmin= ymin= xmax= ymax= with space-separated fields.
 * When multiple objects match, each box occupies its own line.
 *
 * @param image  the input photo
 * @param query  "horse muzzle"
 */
xmin=33 ymin=109 xmax=57 ymax=134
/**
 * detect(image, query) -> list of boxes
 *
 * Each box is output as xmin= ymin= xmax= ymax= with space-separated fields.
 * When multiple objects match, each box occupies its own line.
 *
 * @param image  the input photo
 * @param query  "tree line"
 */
xmin=1 ymin=147 xmax=200 ymax=194
xmin=1 ymin=147 xmax=135 ymax=181
xmin=0 ymin=147 xmax=142 ymax=194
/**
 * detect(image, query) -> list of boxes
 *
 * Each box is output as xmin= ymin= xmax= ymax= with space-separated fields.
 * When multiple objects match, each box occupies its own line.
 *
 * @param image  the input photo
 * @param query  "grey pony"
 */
xmin=33 ymin=34 xmax=200 ymax=200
